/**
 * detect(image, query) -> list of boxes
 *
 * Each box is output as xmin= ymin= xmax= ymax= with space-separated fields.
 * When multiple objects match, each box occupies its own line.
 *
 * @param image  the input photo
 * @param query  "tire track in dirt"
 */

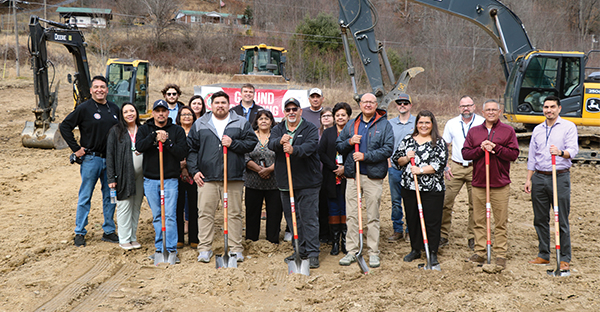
xmin=71 ymin=263 xmax=137 ymax=311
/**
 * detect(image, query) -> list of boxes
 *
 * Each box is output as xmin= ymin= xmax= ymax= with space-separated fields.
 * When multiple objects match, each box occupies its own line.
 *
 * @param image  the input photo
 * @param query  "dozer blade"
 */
xmin=21 ymin=121 xmax=68 ymax=149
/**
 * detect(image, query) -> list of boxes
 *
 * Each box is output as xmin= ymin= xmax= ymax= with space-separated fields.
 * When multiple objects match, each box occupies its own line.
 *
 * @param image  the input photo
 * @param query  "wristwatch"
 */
xmin=420 ymin=167 xmax=424 ymax=174
xmin=560 ymin=150 xmax=564 ymax=157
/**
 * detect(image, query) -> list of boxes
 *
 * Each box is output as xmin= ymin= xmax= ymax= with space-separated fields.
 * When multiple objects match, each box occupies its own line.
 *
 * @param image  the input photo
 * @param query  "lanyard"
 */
xmin=460 ymin=117 xmax=475 ymax=139
xmin=545 ymin=121 xmax=555 ymax=146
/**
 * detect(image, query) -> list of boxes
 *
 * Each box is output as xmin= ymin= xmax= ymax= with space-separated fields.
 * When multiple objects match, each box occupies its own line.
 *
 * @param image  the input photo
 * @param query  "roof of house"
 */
xmin=56 ymin=7 xmax=112 ymax=15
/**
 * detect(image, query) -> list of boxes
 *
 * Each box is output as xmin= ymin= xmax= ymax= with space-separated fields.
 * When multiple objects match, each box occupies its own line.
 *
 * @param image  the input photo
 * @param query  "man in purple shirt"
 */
xmin=524 ymin=95 xmax=578 ymax=271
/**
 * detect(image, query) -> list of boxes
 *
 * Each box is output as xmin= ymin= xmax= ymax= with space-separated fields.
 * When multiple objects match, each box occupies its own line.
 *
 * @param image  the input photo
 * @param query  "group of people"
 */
xmin=59 ymin=76 xmax=577 ymax=271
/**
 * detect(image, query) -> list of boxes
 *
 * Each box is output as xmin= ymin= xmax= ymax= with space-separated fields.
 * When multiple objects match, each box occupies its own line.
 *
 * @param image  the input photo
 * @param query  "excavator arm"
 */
xmin=407 ymin=0 xmax=534 ymax=78
xmin=22 ymin=15 xmax=91 ymax=149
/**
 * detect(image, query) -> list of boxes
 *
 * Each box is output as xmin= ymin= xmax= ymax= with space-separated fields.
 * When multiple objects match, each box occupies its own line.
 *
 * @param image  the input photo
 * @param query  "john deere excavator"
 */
xmin=338 ymin=0 xmax=600 ymax=163
xmin=22 ymin=16 xmax=149 ymax=149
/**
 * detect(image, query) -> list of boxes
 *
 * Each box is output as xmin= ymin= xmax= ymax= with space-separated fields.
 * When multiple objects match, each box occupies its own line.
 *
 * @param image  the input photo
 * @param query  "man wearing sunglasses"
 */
xmin=440 ymin=96 xmax=485 ymax=251
xmin=387 ymin=93 xmax=416 ymax=243
xmin=161 ymin=84 xmax=184 ymax=122
xmin=269 ymin=98 xmax=323 ymax=269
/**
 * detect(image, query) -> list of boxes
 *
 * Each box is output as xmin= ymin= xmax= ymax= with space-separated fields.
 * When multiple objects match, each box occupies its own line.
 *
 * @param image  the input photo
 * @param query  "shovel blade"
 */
xmin=154 ymin=252 xmax=167 ymax=266
xmin=215 ymin=255 xmax=225 ymax=269
xmin=356 ymin=255 xmax=369 ymax=274
xmin=167 ymin=252 xmax=178 ymax=265
xmin=228 ymin=255 xmax=238 ymax=268
xmin=288 ymin=259 xmax=310 ymax=276
xmin=547 ymin=269 xmax=570 ymax=277
xmin=418 ymin=262 xmax=441 ymax=271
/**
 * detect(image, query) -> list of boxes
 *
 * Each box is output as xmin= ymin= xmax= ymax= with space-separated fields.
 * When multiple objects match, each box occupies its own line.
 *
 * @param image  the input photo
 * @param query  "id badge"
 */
xmin=336 ymin=154 xmax=343 ymax=164
xmin=462 ymin=161 xmax=469 ymax=167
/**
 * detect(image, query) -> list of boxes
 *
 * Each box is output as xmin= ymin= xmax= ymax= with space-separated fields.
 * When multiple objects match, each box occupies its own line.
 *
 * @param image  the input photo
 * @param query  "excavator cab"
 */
xmin=240 ymin=44 xmax=286 ymax=76
xmin=105 ymin=59 xmax=150 ymax=117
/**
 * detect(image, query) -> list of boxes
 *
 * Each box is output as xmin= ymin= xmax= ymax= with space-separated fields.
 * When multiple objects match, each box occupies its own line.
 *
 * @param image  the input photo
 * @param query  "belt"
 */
xmin=86 ymin=151 xmax=106 ymax=158
xmin=452 ymin=160 xmax=472 ymax=167
xmin=535 ymin=169 xmax=569 ymax=175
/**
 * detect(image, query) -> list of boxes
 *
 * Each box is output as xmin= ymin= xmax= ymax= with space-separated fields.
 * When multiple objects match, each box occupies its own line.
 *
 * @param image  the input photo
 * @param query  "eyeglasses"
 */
xmin=396 ymin=101 xmax=411 ymax=106
xmin=459 ymin=104 xmax=474 ymax=109
xmin=181 ymin=113 xmax=194 ymax=117
xmin=484 ymin=108 xmax=500 ymax=112
xmin=285 ymin=107 xmax=299 ymax=112
xmin=321 ymin=114 xmax=333 ymax=118
xmin=166 ymin=92 xmax=178 ymax=96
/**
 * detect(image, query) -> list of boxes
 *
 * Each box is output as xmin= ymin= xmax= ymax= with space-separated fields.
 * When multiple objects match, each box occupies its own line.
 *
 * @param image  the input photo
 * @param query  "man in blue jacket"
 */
xmin=187 ymin=91 xmax=258 ymax=264
xmin=336 ymin=93 xmax=394 ymax=268
xmin=269 ymin=98 xmax=323 ymax=269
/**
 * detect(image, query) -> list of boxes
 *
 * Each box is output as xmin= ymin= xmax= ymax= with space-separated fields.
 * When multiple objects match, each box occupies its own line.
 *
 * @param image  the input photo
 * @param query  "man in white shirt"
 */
xmin=440 ymin=95 xmax=485 ymax=250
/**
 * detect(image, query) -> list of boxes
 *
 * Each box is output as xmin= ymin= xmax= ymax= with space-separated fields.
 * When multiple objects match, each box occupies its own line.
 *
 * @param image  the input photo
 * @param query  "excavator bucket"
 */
xmin=21 ymin=121 xmax=68 ymax=149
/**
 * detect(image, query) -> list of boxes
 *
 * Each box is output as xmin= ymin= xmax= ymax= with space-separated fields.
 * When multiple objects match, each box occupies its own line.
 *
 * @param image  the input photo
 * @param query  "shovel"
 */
xmin=154 ymin=141 xmax=177 ymax=265
xmin=354 ymin=145 xmax=369 ymax=274
xmin=547 ymin=155 xmax=570 ymax=277
xmin=485 ymin=150 xmax=492 ymax=265
xmin=216 ymin=146 xmax=238 ymax=269
xmin=285 ymin=152 xmax=310 ymax=276
xmin=411 ymin=158 xmax=441 ymax=271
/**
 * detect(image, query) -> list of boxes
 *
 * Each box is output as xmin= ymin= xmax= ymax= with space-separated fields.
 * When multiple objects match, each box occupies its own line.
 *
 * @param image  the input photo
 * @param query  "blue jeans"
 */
xmin=144 ymin=178 xmax=178 ymax=253
xmin=388 ymin=167 xmax=406 ymax=234
xmin=75 ymin=155 xmax=116 ymax=236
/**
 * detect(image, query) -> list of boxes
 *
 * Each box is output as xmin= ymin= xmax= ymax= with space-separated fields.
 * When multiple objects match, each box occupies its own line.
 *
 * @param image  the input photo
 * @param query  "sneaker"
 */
xmin=309 ymin=257 xmax=320 ymax=269
xmin=339 ymin=254 xmax=357 ymax=266
xmin=528 ymin=257 xmax=549 ymax=265
xmin=369 ymin=255 xmax=380 ymax=268
xmin=131 ymin=241 xmax=142 ymax=249
xmin=284 ymin=253 xmax=296 ymax=264
xmin=468 ymin=238 xmax=475 ymax=251
xmin=198 ymin=250 xmax=213 ymax=263
xmin=439 ymin=237 xmax=449 ymax=248
xmin=230 ymin=252 xmax=244 ymax=262
xmin=74 ymin=234 xmax=86 ymax=247
xmin=119 ymin=243 xmax=133 ymax=250
xmin=190 ymin=243 xmax=198 ymax=249
xmin=284 ymin=232 xmax=293 ymax=242
xmin=466 ymin=254 xmax=486 ymax=264
xmin=387 ymin=232 xmax=404 ymax=242
xmin=496 ymin=257 xmax=507 ymax=269
xmin=102 ymin=232 xmax=119 ymax=244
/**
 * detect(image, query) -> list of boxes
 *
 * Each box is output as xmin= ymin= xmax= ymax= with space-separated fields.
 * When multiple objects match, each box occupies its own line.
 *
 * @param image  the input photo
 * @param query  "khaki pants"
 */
xmin=197 ymin=181 xmax=244 ymax=253
xmin=345 ymin=175 xmax=383 ymax=257
xmin=441 ymin=161 xmax=474 ymax=240
xmin=472 ymin=185 xmax=510 ymax=258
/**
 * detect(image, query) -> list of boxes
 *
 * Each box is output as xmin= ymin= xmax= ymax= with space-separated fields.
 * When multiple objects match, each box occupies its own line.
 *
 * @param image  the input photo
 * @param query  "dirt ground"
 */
xmin=1 ymin=79 xmax=600 ymax=312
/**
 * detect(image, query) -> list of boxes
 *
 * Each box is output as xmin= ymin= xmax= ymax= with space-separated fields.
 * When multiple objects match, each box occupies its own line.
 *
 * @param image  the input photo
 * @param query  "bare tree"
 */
xmin=115 ymin=0 xmax=146 ymax=26
xmin=142 ymin=0 xmax=181 ymax=47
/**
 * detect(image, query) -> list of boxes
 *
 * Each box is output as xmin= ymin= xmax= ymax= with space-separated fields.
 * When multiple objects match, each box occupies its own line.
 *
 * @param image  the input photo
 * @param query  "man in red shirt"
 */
xmin=462 ymin=99 xmax=519 ymax=269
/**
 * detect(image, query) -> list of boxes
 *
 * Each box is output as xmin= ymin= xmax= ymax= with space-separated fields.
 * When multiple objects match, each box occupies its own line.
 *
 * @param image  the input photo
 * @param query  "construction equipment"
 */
xmin=22 ymin=15 xmax=149 ymax=149
xmin=195 ymin=44 xmax=308 ymax=120
xmin=105 ymin=58 xmax=150 ymax=118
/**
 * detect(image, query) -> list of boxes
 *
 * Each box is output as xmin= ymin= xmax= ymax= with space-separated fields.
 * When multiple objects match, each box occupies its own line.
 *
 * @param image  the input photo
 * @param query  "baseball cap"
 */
xmin=308 ymin=88 xmax=322 ymax=97
xmin=153 ymin=99 xmax=169 ymax=110
xmin=284 ymin=98 xmax=301 ymax=107
xmin=395 ymin=93 xmax=411 ymax=104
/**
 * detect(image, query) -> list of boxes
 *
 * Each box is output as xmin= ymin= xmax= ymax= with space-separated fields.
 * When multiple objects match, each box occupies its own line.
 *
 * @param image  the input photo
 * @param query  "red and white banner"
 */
xmin=196 ymin=86 xmax=309 ymax=119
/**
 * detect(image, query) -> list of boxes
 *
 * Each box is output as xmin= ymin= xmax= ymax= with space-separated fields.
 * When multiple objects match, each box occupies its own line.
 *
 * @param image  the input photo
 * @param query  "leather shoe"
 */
xmin=403 ymin=250 xmax=421 ymax=262
xmin=560 ymin=261 xmax=570 ymax=271
xmin=284 ymin=253 xmax=296 ymax=264
xmin=388 ymin=232 xmax=404 ymax=242
xmin=528 ymin=257 xmax=549 ymax=265
xmin=177 ymin=242 xmax=184 ymax=249
xmin=468 ymin=238 xmax=475 ymax=251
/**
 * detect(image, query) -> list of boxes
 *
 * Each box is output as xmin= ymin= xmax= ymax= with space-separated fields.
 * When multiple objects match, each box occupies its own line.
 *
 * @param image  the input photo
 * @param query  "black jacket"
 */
xmin=336 ymin=109 xmax=394 ymax=180
xmin=106 ymin=126 xmax=138 ymax=200
xmin=268 ymin=118 xmax=322 ymax=190
xmin=229 ymin=101 xmax=264 ymax=126
xmin=187 ymin=111 xmax=258 ymax=182
xmin=318 ymin=126 xmax=347 ymax=198
xmin=135 ymin=118 xmax=188 ymax=180
xmin=59 ymin=98 xmax=119 ymax=154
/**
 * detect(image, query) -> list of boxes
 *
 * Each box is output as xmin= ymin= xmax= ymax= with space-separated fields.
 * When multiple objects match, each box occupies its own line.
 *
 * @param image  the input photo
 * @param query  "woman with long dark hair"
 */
xmin=189 ymin=95 xmax=206 ymax=120
xmin=176 ymin=106 xmax=199 ymax=248
xmin=392 ymin=110 xmax=447 ymax=266
xmin=244 ymin=109 xmax=283 ymax=244
xmin=106 ymin=103 xmax=144 ymax=250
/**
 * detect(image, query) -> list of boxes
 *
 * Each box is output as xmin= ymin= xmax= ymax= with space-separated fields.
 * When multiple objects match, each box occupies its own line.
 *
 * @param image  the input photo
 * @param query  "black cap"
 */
xmin=284 ymin=97 xmax=300 ymax=107
xmin=153 ymin=99 xmax=169 ymax=110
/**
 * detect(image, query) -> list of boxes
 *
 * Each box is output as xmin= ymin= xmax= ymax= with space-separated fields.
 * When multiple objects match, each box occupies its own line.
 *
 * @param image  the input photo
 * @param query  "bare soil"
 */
xmin=1 ymin=80 xmax=600 ymax=311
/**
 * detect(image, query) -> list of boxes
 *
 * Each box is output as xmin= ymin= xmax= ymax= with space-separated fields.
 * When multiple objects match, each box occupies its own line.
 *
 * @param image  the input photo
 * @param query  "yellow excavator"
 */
xmin=338 ymin=0 xmax=600 ymax=163
xmin=21 ymin=16 xmax=149 ymax=149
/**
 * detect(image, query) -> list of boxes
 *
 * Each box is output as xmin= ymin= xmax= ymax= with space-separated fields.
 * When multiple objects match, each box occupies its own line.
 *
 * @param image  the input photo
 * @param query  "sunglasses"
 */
xmin=396 ymin=101 xmax=411 ymax=106
xmin=285 ymin=107 xmax=299 ymax=112
xmin=166 ymin=92 xmax=178 ymax=96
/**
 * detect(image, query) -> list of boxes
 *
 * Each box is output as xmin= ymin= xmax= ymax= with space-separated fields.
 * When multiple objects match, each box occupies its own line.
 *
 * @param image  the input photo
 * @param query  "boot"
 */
xmin=340 ymin=223 xmax=348 ymax=254
xmin=330 ymin=224 xmax=341 ymax=255
xmin=430 ymin=250 xmax=439 ymax=266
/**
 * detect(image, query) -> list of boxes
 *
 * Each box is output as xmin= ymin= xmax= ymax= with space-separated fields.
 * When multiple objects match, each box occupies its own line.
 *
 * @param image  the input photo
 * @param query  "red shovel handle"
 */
xmin=485 ymin=149 xmax=489 ymax=165
xmin=552 ymin=154 xmax=556 ymax=165
xmin=410 ymin=157 xmax=416 ymax=166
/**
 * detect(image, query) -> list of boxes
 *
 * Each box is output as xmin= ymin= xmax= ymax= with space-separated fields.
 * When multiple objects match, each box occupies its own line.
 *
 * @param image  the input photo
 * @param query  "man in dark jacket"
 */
xmin=59 ymin=75 xmax=120 ymax=247
xmin=462 ymin=99 xmax=519 ymax=270
xmin=229 ymin=83 xmax=264 ymax=125
xmin=136 ymin=100 xmax=188 ymax=262
xmin=187 ymin=91 xmax=258 ymax=264
xmin=269 ymin=98 xmax=322 ymax=269
xmin=336 ymin=93 xmax=394 ymax=268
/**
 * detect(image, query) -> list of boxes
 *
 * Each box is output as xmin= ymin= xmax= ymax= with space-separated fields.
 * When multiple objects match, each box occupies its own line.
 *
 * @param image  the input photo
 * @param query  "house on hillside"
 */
xmin=175 ymin=10 xmax=247 ymax=28
xmin=56 ymin=7 xmax=112 ymax=28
